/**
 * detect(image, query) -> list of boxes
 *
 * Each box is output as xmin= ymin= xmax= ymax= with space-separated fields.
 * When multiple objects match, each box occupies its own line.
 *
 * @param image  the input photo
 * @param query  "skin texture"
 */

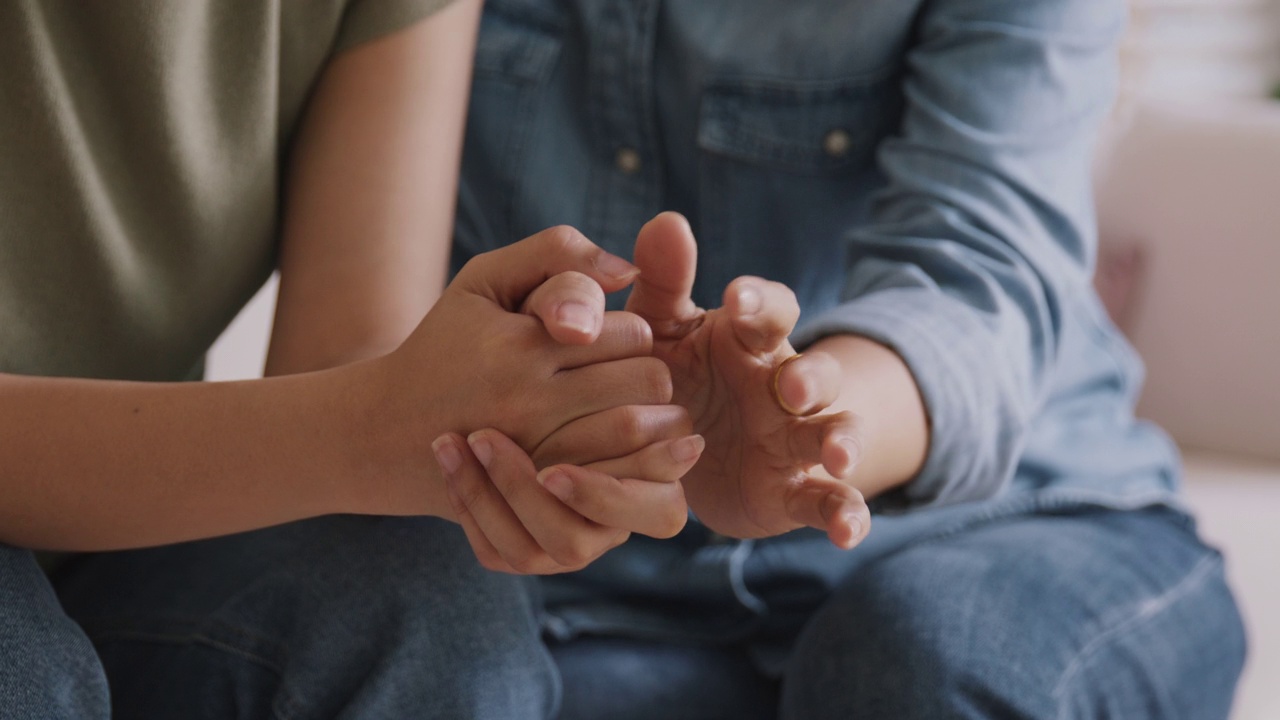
xmin=444 ymin=213 xmax=932 ymax=564
xmin=631 ymin=213 xmax=930 ymax=543
xmin=0 ymin=2 xmax=694 ymax=552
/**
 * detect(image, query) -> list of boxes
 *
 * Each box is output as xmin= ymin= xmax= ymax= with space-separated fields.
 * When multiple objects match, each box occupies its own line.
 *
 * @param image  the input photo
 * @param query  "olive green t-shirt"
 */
xmin=0 ymin=0 xmax=454 ymax=381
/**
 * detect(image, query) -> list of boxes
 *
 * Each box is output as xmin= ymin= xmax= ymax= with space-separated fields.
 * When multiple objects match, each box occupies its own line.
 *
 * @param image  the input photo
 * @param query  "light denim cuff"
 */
xmin=792 ymin=288 xmax=1024 ymax=512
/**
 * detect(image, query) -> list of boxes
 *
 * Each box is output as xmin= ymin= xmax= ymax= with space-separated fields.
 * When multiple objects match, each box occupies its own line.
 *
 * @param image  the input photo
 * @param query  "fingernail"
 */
xmin=594 ymin=251 xmax=640 ymax=281
xmin=842 ymin=512 xmax=864 ymax=545
xmin=736 ymin=285 xmax=762 ymax=316
xmin=537 ymin=468 xmax=572 ymax=501
xmin=557 ymin=302 xmax=598 ymax=335
xmin=467 ymin=434 xmax=493 ymax=469
xmin=669 ymin=435 xmax=705 ymax=464
xmin=787 ymin=375 xmax=814 ymax=414
xmin=838 ymin=437 xmax=862 ymax=469
xmin=431 ymin=437 xmax=463 ymax=476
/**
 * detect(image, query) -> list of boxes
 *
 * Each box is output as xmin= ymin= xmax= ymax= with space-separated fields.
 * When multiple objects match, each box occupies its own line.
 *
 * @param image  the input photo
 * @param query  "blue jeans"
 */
xmin=45 ymin=517 xmax=559 ymax=719
xmin=1 ymin=507 xmax=1244 ymax=719
xmin=547 ymin=506 xmax=1247 ymax=720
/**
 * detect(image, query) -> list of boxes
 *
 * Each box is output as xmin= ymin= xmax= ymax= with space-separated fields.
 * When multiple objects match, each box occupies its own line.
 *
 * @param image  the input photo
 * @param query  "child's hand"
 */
xmin=432 ymin=421 xmax=701 ymax=575
xmin=365 ymin=227 xmax=675 ymax=515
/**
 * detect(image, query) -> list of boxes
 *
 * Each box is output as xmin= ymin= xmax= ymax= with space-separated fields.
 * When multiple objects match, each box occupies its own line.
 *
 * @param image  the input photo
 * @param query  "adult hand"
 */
xmin=624 ymin=213 xmax=871 ymax=549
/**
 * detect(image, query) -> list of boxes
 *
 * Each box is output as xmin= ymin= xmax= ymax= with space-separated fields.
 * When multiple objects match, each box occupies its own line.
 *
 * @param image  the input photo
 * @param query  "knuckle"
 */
xmin=608 ymin=312 xmax=652 ymax=350
xmin=541 ymin=272 xmax=604 ymax=312
xmin=614 ymin=407 xmax=648 ymax=447
xmin=507 ymin=546 xmax=543 ymax=575
xmin=457 ymin=250 xmax=492 ymax=282
xmin=541 ymin=225 xmax=588 ymax=256
xmin=450 ymin=477 xmax=489 ymax=511
xmin=488 ymin=466 xmax=521 ymax=500
xmin=672 ymin=407 xmax=695 ymax=436
xmin=559 ymin=270 xmax=602 ymax=297
xmin=774 ymin=281 xmax=799 ymax=309
xmin=551 ymin=537 xmax=596 ymax=569
xmin=477 ymin=551 xmax=507 ymax=574
xmin=655 ymin=506 xmax=689 ymax=539
xmin=565 ymin=481 xmax=607 ymax=518
xmin=640 ymin=358 xmax=674 ymax=403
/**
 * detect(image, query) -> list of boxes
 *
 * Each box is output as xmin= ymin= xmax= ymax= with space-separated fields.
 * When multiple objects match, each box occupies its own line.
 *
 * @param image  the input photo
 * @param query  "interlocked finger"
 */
xmin=583 ymin=434 xmax=705 ymax=485
xmin=539 ymin=464 xmax=690 ymax=539
xmin=532 ymin=404 xmax=693 ymax=468
xmin=469 ymin=430 xmax=625 ymax=572
xmin=550 ymin=312 xmax=654 ymax=370
xmin=521 ymin=271 xmax=607 ymax=345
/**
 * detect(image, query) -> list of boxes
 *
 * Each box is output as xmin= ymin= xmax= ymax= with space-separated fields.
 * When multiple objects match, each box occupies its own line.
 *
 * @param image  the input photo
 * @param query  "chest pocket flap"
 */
xmin=698 ymin=72 xmax=901 ymax=174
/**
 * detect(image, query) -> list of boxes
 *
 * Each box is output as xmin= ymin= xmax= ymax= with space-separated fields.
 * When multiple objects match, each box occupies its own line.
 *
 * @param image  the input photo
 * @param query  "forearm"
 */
xmin=0 ymin=362 xmax=449 ymax=551
xmin=806 ymin=334 xmax=929 ymax=501
xmin=264 ymin=0 xmax=479 ymax=377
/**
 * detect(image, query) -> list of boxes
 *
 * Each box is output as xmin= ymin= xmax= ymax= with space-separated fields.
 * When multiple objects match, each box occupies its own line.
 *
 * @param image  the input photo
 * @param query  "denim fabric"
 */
xmin=0 ymin=545 xmax=109 ymax=719
xmin=22 ymin=507 xmax=1244 ymax=719
xmin=53 ymin=517 xmax=558 ymax=720
xmin=776 ymin=508 xmax=1246 ymax=720
xmin=454 ymin=0 xmax=1246 ymax=716
xmin=546 ymin=509 xmax=1245 ymax=720
xmin=454 ymin=0 xmax=1179 ymax=514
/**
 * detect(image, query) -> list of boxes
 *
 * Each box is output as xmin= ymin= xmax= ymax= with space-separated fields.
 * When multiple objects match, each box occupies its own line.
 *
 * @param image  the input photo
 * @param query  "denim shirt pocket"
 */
xmin=453 ymin=0 xmax=563 ymax=271
xmin=693 ymin=72 xmax=903 ymax=317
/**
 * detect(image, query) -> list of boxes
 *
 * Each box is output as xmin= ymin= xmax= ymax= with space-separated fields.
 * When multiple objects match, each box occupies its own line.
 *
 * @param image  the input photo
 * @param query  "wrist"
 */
xmin=805 ymin=334 xmax=930 ymax=499
xmin=323 ymin=355 xmax=456 ymax=520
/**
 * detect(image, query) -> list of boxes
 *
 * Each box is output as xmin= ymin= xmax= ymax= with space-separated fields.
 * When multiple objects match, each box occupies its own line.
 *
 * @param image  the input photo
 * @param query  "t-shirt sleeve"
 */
xmin=333 ymin=0 xmax=459 ymax=53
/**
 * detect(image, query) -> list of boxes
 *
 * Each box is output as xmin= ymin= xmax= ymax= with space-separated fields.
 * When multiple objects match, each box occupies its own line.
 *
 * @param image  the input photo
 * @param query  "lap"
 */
xmin=56 ymin=515 xmax=556 ymax=720
xmin=781 ymin=508 xmax=1246 ymax=719
xmin=551 ymin=637 xmax=777 ymax=720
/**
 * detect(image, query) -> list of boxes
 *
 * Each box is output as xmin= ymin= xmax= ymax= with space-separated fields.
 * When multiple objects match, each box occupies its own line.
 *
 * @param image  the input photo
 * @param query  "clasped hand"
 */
xmin=412 ymin=218 xmax=870 ymax=575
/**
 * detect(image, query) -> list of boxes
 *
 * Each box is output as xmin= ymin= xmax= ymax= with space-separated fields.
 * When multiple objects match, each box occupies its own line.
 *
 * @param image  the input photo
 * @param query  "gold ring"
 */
xmin=771 ymin=353 xmax=819 ymax=417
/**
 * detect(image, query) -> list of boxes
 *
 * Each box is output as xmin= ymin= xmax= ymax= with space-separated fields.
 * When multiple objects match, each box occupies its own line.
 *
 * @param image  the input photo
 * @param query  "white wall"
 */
xmin=1101 ymin=1 xmax=1280 ymax=461
xmin=1125 ymin=0 xmax=1280 ymax=100
xmin=207 ymin=274 xmax=276 ymax=382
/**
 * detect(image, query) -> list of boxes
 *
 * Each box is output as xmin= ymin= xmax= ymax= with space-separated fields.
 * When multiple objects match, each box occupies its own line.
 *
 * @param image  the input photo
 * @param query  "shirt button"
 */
xmin=823 ymin=128 xmax=852 ymax=158
xmin=615 ymin=147 xmax=642 ymax=174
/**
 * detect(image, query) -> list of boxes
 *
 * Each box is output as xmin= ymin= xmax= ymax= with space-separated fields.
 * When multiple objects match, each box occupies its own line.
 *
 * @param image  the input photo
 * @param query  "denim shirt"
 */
xmin=453 ymin=0 xmax=1181 ymax=516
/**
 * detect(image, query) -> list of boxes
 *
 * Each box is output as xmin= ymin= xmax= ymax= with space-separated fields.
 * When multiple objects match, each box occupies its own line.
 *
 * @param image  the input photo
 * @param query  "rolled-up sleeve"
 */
xmin=793 ymin=0 xmax=1128 ymax=510
xmin=335 ymin=0 xmax=460 ymax=53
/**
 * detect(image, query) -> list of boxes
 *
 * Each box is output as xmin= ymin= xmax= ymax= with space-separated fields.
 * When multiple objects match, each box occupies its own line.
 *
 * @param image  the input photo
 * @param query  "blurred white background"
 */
xmin=209 ymin=3 xmax=1280 ymax=717
xmin=1100 ymin=3 xmax=1280 ymax=718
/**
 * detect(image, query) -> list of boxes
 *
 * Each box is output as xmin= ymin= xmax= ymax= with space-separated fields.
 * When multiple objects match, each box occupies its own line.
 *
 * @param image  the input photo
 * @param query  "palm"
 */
xmin=652 ymin=308 xmax=819 ymax=537
xmin=626 ymin=214 xmax=858 ymax=541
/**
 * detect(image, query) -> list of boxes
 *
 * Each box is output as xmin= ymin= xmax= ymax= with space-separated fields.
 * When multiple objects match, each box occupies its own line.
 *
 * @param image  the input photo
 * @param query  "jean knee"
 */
xmin=63 ymin=518 xmax=559 ymax=720
xmin=780 ymin=511 xmax=1248 ymax=720
xmin=1 ymin=546 xmax=109 ymax=720
xmin=271 ymin=518 xmax=561 ymax=718
xmin=780 ymin=555 xmax=991 ymax=720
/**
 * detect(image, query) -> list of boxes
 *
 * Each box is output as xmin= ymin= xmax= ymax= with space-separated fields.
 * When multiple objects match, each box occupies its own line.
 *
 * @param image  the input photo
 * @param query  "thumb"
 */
xmin=624 ymin=212 xmax=700 ymax=329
